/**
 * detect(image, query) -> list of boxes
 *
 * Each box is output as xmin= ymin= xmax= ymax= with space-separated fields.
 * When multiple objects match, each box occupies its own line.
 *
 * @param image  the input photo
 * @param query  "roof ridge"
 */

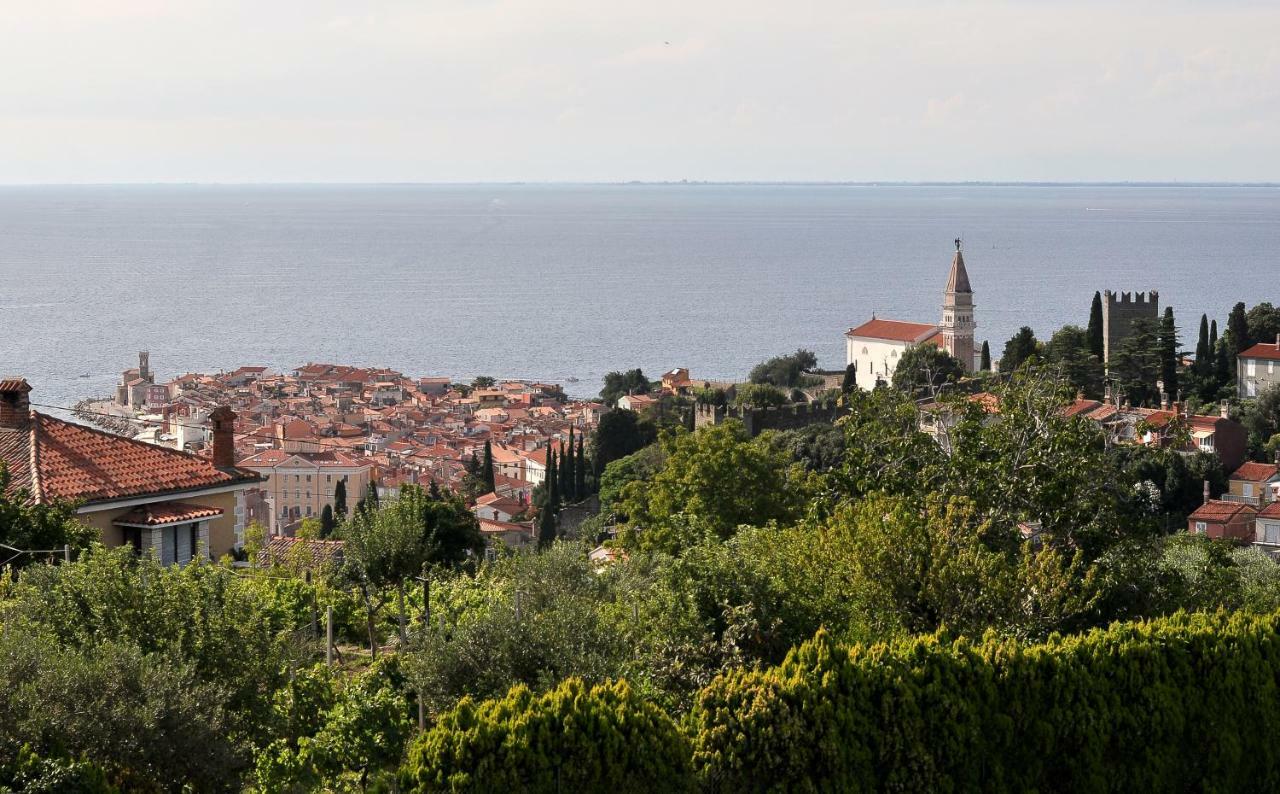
xmin=27 ymin=410 xmax=43 ymax=504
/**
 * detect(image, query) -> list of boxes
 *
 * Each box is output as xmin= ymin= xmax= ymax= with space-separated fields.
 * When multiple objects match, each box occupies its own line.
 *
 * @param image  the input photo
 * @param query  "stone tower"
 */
xmin=138 ymin=351 xmax=151 ymax=382
xmin=1102 ymin=290 xmax=1158 ymax=366
xmin=940 ymin=238 xmax=976 ymax=370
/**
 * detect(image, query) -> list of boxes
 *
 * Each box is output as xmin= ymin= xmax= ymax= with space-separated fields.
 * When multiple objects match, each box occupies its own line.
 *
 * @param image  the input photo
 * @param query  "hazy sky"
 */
xmin=2 ymin=1 xmax=1278 ymax=183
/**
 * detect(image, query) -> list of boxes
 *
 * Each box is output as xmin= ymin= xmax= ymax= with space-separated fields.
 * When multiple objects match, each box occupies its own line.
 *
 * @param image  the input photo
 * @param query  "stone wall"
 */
xmin=694 ymin=402 xmax=848 ymax=437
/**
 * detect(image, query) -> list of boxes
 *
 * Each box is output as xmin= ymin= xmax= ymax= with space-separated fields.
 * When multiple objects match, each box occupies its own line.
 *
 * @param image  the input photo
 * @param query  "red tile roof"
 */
xmin=1240 ymin=342 xmax=1280 ymax=362
xmin=1260 ymin=501 xmax=1280 ymax=518
xmin=1189 ymin=500 xmax=1258 ymax=521
xmin=260 ymin=536 xmax=345 ymax=567
xmin=113 ymin=501 xmax=223 ymax=526
xmin=0 ymin=412 xmax=261 ymax=507
xmin=846 ymin=318 xmax=940 ymax=343
xmin=1231 ymin=462 xmax=1280 ymax=482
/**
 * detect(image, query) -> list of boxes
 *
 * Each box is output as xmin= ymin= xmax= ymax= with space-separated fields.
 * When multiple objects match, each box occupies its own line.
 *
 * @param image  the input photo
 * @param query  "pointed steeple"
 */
xmin=946 ymin=238 xmax=972 ymax=294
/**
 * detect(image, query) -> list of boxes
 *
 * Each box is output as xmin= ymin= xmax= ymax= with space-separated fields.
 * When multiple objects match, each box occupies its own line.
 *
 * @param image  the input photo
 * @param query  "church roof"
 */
xmin=846 ymin=319 xmax=940 ymax=343
xmin=946 ymin=247 xmax=972 ymax=294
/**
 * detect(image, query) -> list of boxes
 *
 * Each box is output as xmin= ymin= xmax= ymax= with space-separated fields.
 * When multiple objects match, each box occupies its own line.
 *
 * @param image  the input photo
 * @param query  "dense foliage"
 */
xmin=691 ymin=610 xmax=1280 ymax=792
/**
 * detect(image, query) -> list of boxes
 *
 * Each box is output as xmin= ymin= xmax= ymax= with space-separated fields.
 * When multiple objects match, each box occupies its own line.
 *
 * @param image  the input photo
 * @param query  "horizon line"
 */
xmin=1 ymin=180 xmax=1279 ymax=189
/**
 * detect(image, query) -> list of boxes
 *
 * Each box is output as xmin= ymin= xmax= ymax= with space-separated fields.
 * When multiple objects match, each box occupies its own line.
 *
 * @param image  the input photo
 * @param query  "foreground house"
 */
xmin=0 ymin=379 xmax=262 ymax=563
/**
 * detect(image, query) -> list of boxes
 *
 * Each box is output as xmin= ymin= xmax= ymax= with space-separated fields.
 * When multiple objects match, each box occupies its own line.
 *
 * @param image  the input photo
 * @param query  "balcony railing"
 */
xmin=1221 ymin=493 xmax=1262 ymax=506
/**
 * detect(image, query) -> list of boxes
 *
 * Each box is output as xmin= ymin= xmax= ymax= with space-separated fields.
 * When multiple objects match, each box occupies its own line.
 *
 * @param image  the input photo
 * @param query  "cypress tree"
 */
xmin=1215 ymin=336 xmax=1231 ymax=388
xmin=333 ymin=478 xmax=347 ymax=517
xmin=980 ymin=341 xmax=991 ymax=371
xmin=575 ymin=435 xmax=587 ymax=499
xmin=537 ymin=500 xmax=557 ymax=548
xmin=428 ymin=479 xmax=443 ymax=500
xmin=365 ymin=481 xmax=379 ymax=511
xmin=841 ymin=363 xmax=857 ymax=393
xmin=320 ymin=504 xmax=335 ymax=538
xmin=545 ymin=446 xmax=559 ymax=510
xmin=1209 ymin=319 xmax=1218 ymax=353
xmin=1158 ymin=307 xmax=1179 ymax=401
xmin=1227 ymin=301 xmax=1251 ymax=373
xmin=561 ymin=431 xmax=575 ymax=502
xmin=1195 ymin=314 xmax=1210 ymax=377
xmin=1087 ymin=291 xmax=1104 ymax=360
xmin=482 ymin=440 xmax=495 ymax=491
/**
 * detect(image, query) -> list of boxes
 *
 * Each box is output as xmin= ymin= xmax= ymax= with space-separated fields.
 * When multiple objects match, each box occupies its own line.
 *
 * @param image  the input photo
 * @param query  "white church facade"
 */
xmin=845 ymin=240 xmax=979 ymax=391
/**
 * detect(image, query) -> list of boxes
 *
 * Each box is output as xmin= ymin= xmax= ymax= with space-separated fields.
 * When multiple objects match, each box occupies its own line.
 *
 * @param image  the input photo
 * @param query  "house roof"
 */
xmin=113 ymin=501 xmax=223 ymax=527
xmin=1240 ymin=341 xmax=1280 ymax=362
xmin=1189 ymin=500 xmax=1258 ymax=521
xmin=260 ymin=536 xmax=345 ymax=567
xmin=1231 ymin=462 xmax=1280 ymax=482
xmin=846 ymin=318 xmax=940 ymax=344
xmin=0 ymin=412 xmax=261 ymax=507
xmin=1260 ymin=501 xmax=1280 ymax=519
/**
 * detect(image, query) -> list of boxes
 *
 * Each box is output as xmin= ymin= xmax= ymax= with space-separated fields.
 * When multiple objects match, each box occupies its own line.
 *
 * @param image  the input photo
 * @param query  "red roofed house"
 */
xmin=1238 ymin=335 xmax=1280 ymax=399
xmin=1227 ymin=460 xmax=1280 ymax=508
xmin=1188 ymin=499 xmax=1258 ymax=542
xmin=0 ymin=379 xmax=263 ymax=564
xmin=845 ymin=239 xmax=979 ymax=391
xmin=237 ymin=447 xmax=371 ymax=533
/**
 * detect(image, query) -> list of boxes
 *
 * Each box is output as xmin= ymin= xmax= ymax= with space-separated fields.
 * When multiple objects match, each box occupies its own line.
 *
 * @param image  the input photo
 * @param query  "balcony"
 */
xmin=1221 ymin=493 xmax=1262 ymax=507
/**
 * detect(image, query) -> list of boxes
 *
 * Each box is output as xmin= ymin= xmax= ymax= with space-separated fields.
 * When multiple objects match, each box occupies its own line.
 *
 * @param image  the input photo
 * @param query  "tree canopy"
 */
xmin=748 ymin=349 xmax=818 ymax=388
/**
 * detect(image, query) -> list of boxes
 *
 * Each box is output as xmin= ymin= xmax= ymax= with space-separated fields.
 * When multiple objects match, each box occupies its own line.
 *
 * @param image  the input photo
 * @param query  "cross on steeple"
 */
xmin=955 ymin=237 xmax=962 ymax=252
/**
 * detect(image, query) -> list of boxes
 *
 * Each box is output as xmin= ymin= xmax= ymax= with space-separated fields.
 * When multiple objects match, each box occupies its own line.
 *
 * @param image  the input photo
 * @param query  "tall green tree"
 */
xmin=1158 ymin=307 xmax=1180 ymax=401
xmin=560 ymin=432 xmax=574 ymax=502
xmin=980 ymin=340 xmax=992 ymax=372
xmin=320 ymin=504 xmax=335 ymax=538
xmin=841 ymin=362 xmax=858 ymax=393
xmin=365 ymin=481 xmax=380 ymax=511
xmin=1195 ymin=314 xmax=1211 ymax=378
xmin=999 ymin=327 xmax=1040 ymax=373
xmin=1044 ymin=325 xmax=1103 ymax=399
xmin=482 ymin=440 xmax=495 ymax=492
xmin=1246 ymin=302 xmax=1280 ymax=345
xmin=1227 ymin=301 xmax=1252 ymax=358
xmin=1087 ymin=291 xmax=1105 ymax=360
xmin=333 ymin=478 xmax=347 ymax=518
xmin=749 ymin=349 xmax=818 ymax=388
xmin=545 ymin=446 xmax=560 ymax=511
xmin=1110 ymin=318 xmax=1162 ymax=406
xmin=575 ymin=435 xmax=587 ymax=498
xmin=591 ymin=409 xmax=657 ymax=474
xmin=891 ymin=345 xmax=964 ymax=395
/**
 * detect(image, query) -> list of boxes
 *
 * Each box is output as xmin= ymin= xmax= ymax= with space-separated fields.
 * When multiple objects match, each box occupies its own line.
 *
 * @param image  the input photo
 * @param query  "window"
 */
xmin=327 ymin=474 xmax=332 ymax=483
xmin=1247 ymin=359 xmax=1256 ymax=376
xmin=306 ymin=474 xmax=312 ymax=482
xmin=1248 ymin=381 xmax=1258 ymax=398
xmin=1195 ymin=521 xmax=1207 ymax=534
xmin=1268 ymin=523 xmax=1280 ymax=545
xmin=306 ymin=506 xmax=312 ymax=517
xmin=1244 ymin=484 xmax=1255 ymax=498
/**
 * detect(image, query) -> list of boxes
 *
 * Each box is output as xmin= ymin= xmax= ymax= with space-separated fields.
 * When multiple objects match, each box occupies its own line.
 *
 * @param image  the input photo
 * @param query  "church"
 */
xmin=844 ymin=240 xmax=978 ymax=391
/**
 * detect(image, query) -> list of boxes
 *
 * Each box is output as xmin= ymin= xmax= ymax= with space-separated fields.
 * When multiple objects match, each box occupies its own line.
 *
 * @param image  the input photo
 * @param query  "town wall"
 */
xmin=693 ymin=402 xmax=848 ymax=437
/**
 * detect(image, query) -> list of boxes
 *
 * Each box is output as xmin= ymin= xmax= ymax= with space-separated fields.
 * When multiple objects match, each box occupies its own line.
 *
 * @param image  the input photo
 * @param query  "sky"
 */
xmin=1 ymin=0 xmax=1278 ymax=183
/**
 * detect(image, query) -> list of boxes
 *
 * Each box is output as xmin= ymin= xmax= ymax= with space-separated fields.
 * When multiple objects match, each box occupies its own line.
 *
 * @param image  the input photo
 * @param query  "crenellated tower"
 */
xmin=940 ymin=238 xmax=976 ymax=370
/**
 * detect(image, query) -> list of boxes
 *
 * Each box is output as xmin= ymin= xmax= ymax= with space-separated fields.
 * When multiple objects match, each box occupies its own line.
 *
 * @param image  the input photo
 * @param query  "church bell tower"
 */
xmin=940 ymin=239 xmax=976 ymax=370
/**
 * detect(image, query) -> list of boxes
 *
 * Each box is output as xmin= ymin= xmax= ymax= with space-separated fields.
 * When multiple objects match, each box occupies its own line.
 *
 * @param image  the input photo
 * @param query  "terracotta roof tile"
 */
xmin=1231 ymin=462 xmax=1280 ymax=482
xmin=846 ymin=318 xmax=939 ymax=343
xmin=1240 ymin=342 xmax=1280 ymax=362
xmin=1189 ymin=500 xmax=1257 ymax=521
xmin=113 ymin=501 xmax=223 ymax=526
xmin=1 ymin=412 xmax=261 ymax=506
xmin=1260 ymin=501 xmax=1280 ymax=518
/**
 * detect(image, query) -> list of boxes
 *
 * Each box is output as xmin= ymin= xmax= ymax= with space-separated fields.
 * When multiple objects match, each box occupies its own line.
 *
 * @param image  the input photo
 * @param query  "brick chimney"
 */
xmin=0 ymin=378 xmax=33 ymax=430
xmin=209 ymin=405 xmax=236 ymax=469
xmin=1203 ymin=479 xmax=1211 ymax=506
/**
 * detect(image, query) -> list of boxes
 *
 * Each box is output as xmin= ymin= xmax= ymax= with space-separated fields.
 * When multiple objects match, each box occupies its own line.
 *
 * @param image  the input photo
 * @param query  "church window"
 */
xmin=861 ymin=347 xmax=868 ymax=355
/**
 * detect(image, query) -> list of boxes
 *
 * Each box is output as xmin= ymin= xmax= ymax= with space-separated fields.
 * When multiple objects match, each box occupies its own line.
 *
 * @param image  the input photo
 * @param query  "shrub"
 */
xmin=690 ymin=611 xmax=1280 ymax=792
xmin=400 ymin=678 xmax=694 ymax=793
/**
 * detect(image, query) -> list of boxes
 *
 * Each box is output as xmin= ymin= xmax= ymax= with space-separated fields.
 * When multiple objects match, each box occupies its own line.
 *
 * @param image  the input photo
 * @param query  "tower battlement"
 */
xmin=1102 ymin=289 xmax=1160 ymax=365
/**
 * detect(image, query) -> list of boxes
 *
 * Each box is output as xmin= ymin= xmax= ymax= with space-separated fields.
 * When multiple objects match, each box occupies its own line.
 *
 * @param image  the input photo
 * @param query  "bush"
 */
xmin=400 ymin=678 xmax=694 ymax=793
xmin=690 ymin=610 xmax=1280 ymax=792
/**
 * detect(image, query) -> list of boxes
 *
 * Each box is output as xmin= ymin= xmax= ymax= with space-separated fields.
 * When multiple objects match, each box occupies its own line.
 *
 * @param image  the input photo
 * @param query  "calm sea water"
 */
xmin=0 ymin=184 xmax=1277 ymax=408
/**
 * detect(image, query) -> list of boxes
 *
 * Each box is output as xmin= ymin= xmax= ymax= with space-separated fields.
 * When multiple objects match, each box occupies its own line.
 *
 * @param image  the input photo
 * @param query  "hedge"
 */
xmin=400 ymin=678 xmax=694 ymax=793
xmin=690 ymin=610 xmax=1280 ymax=792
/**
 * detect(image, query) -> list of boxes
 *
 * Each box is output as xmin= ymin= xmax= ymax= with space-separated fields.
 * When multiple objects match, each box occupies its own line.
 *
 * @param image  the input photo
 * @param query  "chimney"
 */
xmin=1161 ymin=392 xmax=1170 ymax=410
xmin=1203 ymin=479 xmax=1211 ymax=506
xmin=209 ymin=405 xmax=236 ymax=469
xmin=0 ymin=378 xmax=33 ymax=430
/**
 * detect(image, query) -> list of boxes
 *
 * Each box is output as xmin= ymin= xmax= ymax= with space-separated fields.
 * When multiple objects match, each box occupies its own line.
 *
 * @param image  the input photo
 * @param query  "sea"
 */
xmin=0 ymin=183 xmax=1277 ymax=409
